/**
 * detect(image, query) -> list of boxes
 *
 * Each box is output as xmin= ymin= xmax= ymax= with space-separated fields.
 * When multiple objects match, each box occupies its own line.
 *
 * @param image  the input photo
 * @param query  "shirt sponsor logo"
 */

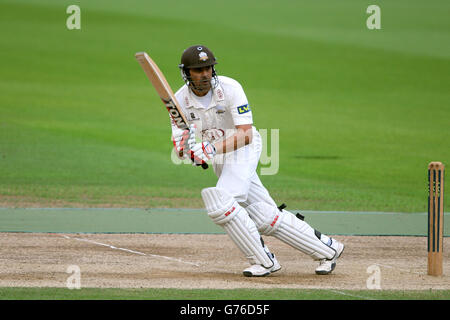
xmin=202 ymin=129 xmax=224 ymax=142
xmin=189 ymin=112 xmax=200 ymax=120
xmin=237 ymin=104 xmax=250 ymax=114
xmin=216 ymin=88 xmax=224 ymax=100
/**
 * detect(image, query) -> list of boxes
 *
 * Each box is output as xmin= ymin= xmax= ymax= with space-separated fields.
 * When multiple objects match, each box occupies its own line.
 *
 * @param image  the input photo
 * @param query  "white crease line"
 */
xmin=60 ymin=235 xmax=200 ymax=267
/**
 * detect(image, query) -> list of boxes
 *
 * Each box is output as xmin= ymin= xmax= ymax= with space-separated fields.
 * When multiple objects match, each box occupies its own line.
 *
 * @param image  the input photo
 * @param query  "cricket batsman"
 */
xmin=171 ymin=45 xmax=344 ymax=276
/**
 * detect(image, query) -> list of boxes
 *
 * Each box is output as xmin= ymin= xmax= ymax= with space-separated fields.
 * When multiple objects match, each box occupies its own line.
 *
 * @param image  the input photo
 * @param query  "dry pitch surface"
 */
xmin=0 ymin=233 xmax=448 ymax=290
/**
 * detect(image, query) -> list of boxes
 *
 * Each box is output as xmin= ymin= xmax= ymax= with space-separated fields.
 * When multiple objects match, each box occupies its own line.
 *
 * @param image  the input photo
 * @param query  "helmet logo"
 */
xmin=199 ymin=51 xmax=208 ymax=61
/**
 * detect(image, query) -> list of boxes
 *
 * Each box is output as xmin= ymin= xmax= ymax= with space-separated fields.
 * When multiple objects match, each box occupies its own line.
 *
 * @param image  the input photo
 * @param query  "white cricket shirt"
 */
xmin=172 ymin=76 xmax=254 ymax=143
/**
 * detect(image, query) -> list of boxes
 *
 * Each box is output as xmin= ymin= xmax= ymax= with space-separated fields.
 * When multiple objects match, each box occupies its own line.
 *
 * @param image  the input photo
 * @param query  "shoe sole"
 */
xmin=243 ymin=270 xmax=270 ymax=277
xmin=315 ymin=262 xmax=336 ymax=275
xmin=243 ymin=265 xmax=281 ymax=277
xmin=315 ymin=244 xmax=345 ymax=275
xmin=271 ymin=265 xmax=282 ymax=273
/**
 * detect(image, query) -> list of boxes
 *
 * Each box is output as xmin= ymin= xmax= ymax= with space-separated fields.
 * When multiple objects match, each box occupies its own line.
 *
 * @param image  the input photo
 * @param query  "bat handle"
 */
xmin=190 ymin=158 xmax=209 ymax=169
xmin=188 ymin=149 xmax=209 ymax=169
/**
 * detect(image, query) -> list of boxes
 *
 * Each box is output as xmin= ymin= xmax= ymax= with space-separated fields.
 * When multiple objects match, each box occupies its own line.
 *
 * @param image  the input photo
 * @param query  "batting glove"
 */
xmin=171 ymin=127 xmax=191 ymax=159
xmin=189 ymin=141 xmax=216 ymax=164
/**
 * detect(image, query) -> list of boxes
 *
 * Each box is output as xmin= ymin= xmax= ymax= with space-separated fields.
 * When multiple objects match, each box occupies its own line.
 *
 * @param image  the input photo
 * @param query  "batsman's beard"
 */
xmin=190 ymin=79 xmax=211 ymax=94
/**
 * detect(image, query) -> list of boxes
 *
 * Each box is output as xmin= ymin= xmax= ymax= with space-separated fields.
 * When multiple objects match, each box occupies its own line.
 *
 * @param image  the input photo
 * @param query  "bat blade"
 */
xmin=135 ymin=52 xmax=189 ymax=130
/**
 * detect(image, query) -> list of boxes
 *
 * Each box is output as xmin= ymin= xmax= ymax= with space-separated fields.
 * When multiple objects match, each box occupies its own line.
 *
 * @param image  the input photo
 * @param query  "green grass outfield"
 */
xmin=1 ymin=0 xmax=449 ymax=212
xmin=0 ymin=288 xmax=449 ymax=300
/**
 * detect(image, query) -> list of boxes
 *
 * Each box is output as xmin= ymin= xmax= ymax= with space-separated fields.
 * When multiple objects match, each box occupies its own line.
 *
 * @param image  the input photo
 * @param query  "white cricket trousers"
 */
xmin=212 ymin=129 xmax=277 ymax=208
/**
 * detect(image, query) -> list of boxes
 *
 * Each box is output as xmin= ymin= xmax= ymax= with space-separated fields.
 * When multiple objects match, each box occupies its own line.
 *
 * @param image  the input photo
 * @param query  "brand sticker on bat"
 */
xmin=163 ymin=98 xmax=188 ymax=129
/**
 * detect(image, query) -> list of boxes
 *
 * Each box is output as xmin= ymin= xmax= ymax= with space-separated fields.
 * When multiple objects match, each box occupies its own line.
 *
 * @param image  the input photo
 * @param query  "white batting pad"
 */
xmin=246 ymin=202 xmax=336 ymax=260
xmin=201 ymin=187 xmax=238 ymax=225
xmin=201 ymin=187 xmax=274 ymax=268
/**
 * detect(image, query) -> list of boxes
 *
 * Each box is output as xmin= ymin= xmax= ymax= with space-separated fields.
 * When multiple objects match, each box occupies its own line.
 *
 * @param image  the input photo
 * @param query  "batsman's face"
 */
xmin=189 ymin=66 xmax=212 ymax=96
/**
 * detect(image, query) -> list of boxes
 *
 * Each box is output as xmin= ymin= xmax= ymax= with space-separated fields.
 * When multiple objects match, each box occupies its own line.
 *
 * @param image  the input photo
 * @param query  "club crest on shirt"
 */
xmin=189 ymin=112 xmax=200 ymax=120
xmin=237 ymin=104 xmax=250 ymax=114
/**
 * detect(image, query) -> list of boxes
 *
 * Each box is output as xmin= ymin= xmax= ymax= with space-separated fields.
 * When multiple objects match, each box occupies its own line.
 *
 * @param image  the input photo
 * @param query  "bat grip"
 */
xmin=189 ymin=156 xmax=209 ymax=169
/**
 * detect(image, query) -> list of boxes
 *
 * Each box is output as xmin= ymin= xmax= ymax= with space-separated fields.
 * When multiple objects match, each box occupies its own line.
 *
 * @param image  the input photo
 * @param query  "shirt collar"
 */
xmin=185 ymin=81 xmax=225 ymax=110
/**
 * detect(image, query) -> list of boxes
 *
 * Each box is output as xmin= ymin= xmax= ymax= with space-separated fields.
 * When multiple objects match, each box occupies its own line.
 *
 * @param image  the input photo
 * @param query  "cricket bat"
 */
xmin=135 ymin=52 xmax=208 ymax=169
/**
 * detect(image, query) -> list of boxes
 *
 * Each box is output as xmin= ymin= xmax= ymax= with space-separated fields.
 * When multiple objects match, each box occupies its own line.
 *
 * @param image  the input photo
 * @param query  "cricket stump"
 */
xmin=428 ymin=162 xmax=445 ymax=276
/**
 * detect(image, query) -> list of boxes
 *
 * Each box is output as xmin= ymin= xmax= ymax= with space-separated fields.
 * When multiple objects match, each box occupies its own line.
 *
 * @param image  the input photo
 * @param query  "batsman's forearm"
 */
xmin=214 ymin=128 xmax=253 ymax=154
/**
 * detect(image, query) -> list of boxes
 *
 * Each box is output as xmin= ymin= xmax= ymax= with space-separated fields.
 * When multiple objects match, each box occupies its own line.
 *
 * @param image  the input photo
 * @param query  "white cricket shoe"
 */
xmin=315 ymin=239 xmax=345 ymax=275
xmin=243 ymin=256 xmax=281 ymax=277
